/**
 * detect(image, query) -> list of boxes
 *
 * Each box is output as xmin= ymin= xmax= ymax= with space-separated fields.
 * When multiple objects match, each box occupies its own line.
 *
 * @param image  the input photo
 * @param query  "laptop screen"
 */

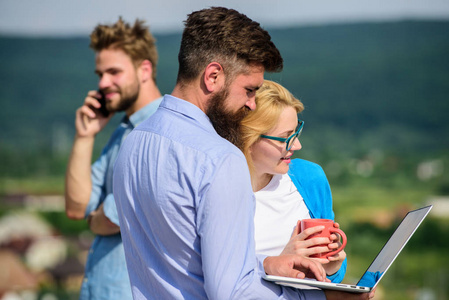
xmin=356 ymin=205 xmax=432 ymax=288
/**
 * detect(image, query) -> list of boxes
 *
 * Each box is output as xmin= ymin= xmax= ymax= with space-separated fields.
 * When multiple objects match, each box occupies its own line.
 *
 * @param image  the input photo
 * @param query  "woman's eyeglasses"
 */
xmin=260 ymin=119 xmax=304 ymax=151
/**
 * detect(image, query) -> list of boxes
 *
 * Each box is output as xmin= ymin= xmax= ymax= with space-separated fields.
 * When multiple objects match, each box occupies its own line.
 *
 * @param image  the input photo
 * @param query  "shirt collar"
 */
xmin=122 ymin=97 xmax=163 ymax=128
xmin=160 ymin=94 xmax=216 ymax=133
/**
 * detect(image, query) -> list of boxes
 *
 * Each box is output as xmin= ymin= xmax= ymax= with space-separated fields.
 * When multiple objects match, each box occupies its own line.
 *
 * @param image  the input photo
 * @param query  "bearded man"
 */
xmin=113 ymin=7 xmax=334 ymax=300
xmin=64 ymin=17 xmax=162 ymax=300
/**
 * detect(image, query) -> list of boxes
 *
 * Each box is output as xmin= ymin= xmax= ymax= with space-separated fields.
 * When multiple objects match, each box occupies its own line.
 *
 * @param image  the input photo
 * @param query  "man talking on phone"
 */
xmin=64 ymin=17 xmax=162 ymax=300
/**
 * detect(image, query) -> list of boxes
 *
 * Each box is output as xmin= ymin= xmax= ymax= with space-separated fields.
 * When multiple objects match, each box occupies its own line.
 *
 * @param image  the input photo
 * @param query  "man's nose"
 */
xmin=245 ymin=98 xmax=256 ymax=111
xmin=98 ymin=74 xmax=112 ymax=90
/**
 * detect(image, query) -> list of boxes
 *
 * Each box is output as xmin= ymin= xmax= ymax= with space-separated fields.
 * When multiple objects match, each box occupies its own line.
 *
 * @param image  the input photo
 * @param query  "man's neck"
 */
xmin=171 ymin=80 xmax=209 ymax=113
xmin=126 ymin=81 xmax=162 ymax=117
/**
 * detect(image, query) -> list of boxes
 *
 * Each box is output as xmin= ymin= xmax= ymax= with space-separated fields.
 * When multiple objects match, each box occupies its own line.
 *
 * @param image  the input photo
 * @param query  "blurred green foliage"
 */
xmin=39 ymin=211 xmax=89 ymax=236
xmin=0 ymin=20 xmax=448 ymax=181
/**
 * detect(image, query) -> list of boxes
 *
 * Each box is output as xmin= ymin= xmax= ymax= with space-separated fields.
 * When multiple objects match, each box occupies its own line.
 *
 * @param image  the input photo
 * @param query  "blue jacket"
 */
xmin=288 ymin=158 xmax=347 ymax=283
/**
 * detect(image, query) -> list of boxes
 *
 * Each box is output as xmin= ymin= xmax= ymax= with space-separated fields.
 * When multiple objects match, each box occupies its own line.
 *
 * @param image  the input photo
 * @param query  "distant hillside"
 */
xmin=267 ymin=21 xmax=449 ymax=158
xmin=0 ymin=20 xmax=448 ymax=176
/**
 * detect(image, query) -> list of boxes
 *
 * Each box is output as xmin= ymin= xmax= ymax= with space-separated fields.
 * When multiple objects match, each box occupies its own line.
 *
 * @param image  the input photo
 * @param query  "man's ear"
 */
xmin=138 ymin=60 xmax=153 ymax=83
xmin=203 ymin=62 xmax=224 ymax=93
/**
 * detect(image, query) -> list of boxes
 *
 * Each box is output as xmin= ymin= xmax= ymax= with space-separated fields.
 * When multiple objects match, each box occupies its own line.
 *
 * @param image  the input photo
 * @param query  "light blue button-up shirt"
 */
xmin=113 ymin=95 xmax=326 ymax=300
xmin=79 ymin=98 xmax=162 ymax=300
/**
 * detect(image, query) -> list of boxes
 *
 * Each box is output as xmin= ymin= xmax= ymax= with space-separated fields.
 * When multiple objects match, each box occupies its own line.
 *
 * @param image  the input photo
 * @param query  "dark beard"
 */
xmin=206 ymin=88 xmax=250 ymax=151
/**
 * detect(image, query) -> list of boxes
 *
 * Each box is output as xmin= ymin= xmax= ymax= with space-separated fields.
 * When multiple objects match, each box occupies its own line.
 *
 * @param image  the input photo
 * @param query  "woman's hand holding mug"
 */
xmin=281 ymin=218 xmax=347 ymax=277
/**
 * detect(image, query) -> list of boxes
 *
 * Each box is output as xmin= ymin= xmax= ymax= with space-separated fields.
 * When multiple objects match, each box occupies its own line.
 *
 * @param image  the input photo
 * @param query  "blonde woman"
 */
xmin=240 ymin=80 xmax=347 ymax=282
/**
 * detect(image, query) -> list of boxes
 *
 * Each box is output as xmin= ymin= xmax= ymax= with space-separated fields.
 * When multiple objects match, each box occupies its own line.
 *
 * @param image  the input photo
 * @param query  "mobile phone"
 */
xmin=97 ymin=90 xmax=110 ymax=117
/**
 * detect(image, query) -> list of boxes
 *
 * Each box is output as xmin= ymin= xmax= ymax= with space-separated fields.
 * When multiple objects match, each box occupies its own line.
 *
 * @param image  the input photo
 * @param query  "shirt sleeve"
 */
xmin=290 ymin=160 xmax=346 ymax=283
xmin=197 ymin=153 xmax=326 ymax=300
xmin=310 ymin=165 xmax=347 ymax=283
xmin=84 ymin=154 xmax=108 ymax=218
xmin=327 ymin=258 xmax=347 ymax=283
xmin=85 ymin=121 xmax=131 ymax=223
xmin=103 ymin=193 xmax=120 ymax=226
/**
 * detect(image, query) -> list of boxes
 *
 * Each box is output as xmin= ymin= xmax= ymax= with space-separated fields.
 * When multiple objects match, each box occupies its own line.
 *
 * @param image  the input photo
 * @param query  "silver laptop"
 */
xmin=263 ymin=205 xmax=432 ymax=293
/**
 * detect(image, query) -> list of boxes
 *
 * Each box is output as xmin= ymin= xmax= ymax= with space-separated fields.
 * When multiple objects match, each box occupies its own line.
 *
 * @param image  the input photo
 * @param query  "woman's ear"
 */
xmin=248 ymin=144 xmax=254 ymax=155
xmin=203 ymin=62 xmax=224 ymax=92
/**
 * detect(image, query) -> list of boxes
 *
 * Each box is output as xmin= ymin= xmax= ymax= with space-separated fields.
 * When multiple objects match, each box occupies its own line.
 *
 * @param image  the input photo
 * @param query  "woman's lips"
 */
xmin=281 ymin=156 xmax=292 ymax=164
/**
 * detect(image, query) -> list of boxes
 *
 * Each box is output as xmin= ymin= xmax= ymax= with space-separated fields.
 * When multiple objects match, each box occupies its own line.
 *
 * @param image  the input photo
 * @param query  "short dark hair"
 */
xmin=89 ymin=17 xmax=158 ymax=82
xmin=177 ymin=7 xmax=283 ymax=83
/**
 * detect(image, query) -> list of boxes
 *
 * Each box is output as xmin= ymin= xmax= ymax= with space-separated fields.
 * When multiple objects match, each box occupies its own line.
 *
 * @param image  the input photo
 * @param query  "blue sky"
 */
xmin=1 ymin=0 xmax=449 ymax=36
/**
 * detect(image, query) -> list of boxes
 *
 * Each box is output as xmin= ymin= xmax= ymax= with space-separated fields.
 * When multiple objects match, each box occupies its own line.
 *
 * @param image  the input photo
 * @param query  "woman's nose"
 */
xmin=291 ymin=138 xmax=302 ymax=151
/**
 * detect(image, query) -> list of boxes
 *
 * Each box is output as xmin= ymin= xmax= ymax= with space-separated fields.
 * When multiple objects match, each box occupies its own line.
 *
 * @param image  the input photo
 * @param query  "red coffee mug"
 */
xmin=300 ymin=218 xmax=347 ymax=258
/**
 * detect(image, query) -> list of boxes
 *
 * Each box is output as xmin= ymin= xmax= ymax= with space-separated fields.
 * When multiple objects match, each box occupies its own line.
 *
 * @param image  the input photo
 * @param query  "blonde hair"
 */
xmin=89 ymin=17 xmax=158 ymax=82
xmin=240 ymin=80 xmax=304 ymax=176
